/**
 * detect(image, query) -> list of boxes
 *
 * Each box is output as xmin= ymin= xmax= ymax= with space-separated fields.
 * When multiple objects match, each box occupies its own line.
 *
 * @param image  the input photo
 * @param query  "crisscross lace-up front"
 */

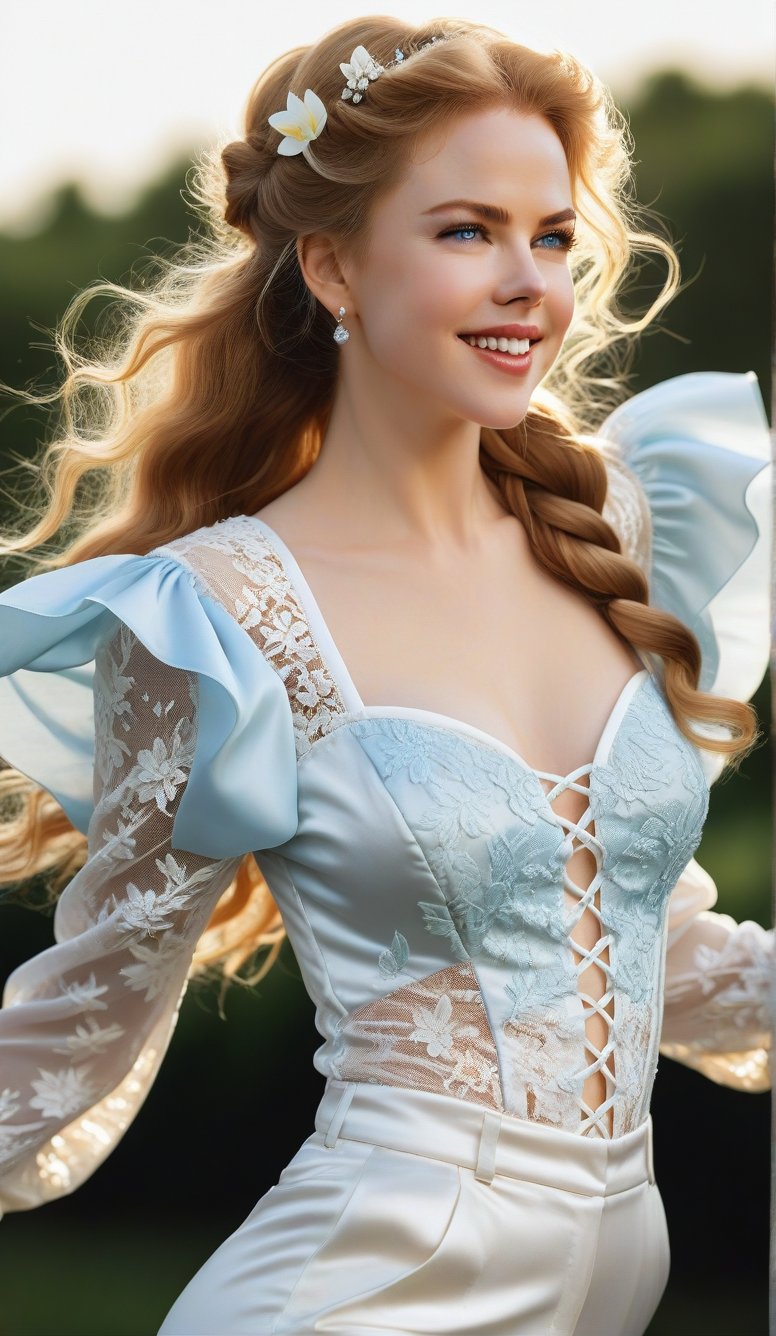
xmin=535 ymin=767 xmax=616 ymax=1139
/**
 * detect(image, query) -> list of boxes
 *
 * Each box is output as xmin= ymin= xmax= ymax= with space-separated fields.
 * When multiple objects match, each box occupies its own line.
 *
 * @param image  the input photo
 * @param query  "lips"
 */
xmin=458 ymin=325 xmax=543 ymax=341
xmin=460 ymin=338 xmax=536 ymax=378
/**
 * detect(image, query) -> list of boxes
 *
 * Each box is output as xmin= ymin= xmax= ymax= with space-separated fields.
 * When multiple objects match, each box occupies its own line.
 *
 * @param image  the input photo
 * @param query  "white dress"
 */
xmin=0 ymin=371 xmax=771 ymax=1335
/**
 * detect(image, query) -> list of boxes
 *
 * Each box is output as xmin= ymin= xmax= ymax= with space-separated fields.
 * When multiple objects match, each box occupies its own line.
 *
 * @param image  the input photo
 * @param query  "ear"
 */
xmin=296 ymin=233 xmax=354 ymax=321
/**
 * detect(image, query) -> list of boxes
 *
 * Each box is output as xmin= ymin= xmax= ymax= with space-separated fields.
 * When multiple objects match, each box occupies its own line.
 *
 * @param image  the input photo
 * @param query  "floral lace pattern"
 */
xmin=658 ymin=897 xmax=773 ymax=1089
xmin=153 ymin=517 xmax=348 ymax=757
xmin=342 ymin=677 xmax=711 ymax=1138
xmin=0 ymin=627 xmax=242 ymax=1206
xmin=330 ymin=962 xmax=505 ymax=1109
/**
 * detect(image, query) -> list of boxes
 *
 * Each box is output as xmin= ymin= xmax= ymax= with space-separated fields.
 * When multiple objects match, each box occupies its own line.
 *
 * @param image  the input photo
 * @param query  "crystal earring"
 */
xmin=332 ymin=306 xmax=350 ymax=344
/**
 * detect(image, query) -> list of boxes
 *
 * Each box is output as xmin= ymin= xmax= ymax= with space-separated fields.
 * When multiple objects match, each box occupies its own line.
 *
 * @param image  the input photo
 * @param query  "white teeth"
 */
xmin=464 ymin=335 xmax=531 ymax=356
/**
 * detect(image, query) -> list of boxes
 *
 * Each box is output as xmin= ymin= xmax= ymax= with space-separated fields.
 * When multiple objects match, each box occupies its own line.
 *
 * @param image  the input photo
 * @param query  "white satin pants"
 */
xmin=158 ymin=1079 xmax=670 ymax=1335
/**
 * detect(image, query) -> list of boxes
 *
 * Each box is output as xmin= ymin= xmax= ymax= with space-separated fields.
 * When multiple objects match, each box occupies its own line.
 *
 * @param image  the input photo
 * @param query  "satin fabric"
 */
xmin=0 ymin=548 xmax=299 ymax=857
xmin=157 ymin=1079 xmax=670 ymax=1336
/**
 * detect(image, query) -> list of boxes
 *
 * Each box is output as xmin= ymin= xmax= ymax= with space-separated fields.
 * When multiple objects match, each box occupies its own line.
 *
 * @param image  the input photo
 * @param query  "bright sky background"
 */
xmin=2 ymin=0 xmax=773 ymax=235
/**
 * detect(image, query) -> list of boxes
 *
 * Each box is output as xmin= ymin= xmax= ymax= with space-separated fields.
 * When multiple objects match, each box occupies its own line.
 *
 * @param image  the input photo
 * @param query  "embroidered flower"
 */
xmin=59 ymin=973 xmax=110 ymax=1011
xmin=29 ymin=1066 xmax=96 ymax=1119
xmin=134 ymin=723 xmax=193 ymax=812
xmin=120 ymin=932 xmax=187 ymax=1002
xmin=416 ymin=783 xmax=495 ymax=844
xmin=101 ymin=817 xmax=137 ymax=861
xmin=53 ymin=1017 xmax=125 ymax=1057
xmin=409 ymin=992 xmax=479 ymax=1058
xmin=260 ymin=607 xmax=317 ymax=671
xmin=113 ymin=882 xmax=191 ymax=939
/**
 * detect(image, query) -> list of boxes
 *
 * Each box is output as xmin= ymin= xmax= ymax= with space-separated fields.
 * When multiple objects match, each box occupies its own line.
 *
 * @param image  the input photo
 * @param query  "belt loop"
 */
xmin=474 ymin=1110 xmax=503 ymax=1184
xmin=646 ymin=1115 xmax=656 ymax=1185
xmin=323 ymin=1082 xmax=357 ymax=1149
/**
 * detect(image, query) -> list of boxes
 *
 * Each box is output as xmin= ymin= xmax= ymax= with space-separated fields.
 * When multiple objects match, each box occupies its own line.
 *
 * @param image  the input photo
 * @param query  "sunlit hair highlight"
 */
xmin=0 ymin=15 xmax=761 ymax=996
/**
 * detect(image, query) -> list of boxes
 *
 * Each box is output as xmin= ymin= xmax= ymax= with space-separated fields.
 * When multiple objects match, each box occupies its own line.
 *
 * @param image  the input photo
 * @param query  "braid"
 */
xmin=480 ymin=414 xmax=751 ymax=762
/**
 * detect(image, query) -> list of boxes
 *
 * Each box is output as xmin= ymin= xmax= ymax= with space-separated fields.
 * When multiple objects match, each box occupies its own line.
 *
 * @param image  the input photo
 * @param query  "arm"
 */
xmin=0 ymin=623 xmax=243 ymax=1214
xmin=658 ymin=856 xmax=773 ymax=1090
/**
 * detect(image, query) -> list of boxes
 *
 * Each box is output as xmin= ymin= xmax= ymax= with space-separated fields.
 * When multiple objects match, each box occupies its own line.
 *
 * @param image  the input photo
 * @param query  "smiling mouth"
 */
xmin=458 ymin=333 xmax=540 ymax=357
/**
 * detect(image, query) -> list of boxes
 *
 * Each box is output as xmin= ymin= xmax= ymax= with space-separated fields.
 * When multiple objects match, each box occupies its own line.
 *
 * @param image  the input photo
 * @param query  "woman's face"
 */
xmin=342 ymin=106 xmax=576 ymax=430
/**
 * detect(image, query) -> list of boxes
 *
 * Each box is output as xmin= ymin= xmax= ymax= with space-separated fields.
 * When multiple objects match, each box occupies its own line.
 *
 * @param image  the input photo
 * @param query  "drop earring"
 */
xmin=333 ymin=306 xmax=350 ymax=344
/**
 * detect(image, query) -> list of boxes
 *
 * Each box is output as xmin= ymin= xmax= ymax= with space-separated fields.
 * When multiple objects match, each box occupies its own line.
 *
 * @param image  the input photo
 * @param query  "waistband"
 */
xmin=315 ymin=1080 xmax=655 ymax=1197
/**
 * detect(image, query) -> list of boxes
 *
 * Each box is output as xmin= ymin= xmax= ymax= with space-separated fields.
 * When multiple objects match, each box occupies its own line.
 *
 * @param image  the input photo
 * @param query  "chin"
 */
xmin=461 ymin=391 xmax=536 ymax=432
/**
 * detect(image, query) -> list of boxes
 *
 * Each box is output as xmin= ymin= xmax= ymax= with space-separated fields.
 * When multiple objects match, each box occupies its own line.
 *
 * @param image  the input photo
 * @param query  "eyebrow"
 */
xmin=422 ymin=200 xmax=577 ymax=227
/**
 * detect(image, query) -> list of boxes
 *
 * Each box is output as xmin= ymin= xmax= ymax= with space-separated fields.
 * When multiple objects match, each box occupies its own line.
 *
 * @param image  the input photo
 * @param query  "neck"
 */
xmin=295 ymin=369 xmax=513 ymax=555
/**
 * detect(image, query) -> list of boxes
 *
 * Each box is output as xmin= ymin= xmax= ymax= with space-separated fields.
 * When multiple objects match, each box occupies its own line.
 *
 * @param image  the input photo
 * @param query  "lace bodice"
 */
xmin=0 ymin=371 xmax=772 ymax=1213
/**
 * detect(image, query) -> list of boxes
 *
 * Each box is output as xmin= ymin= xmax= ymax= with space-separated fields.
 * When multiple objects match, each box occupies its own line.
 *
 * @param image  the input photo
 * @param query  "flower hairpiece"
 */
xmin=267 ymin=88 xmax=328 ymax=156
xmin=267 ymin=36 xmax=452 ymax=155
xmin=339 ymin=44 xmax=388 ymax=104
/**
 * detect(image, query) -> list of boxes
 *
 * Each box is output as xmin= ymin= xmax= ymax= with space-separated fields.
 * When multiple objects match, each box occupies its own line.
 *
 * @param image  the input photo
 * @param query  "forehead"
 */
xmin=398 ymin=107 xmax=572 ymax=212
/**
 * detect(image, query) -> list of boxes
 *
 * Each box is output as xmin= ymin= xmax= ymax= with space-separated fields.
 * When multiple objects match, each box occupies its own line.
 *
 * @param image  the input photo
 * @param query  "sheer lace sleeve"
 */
xmin=0 ymin=625 xmax=244 ymax=1215
xmin=658 ymin=857 xmax=773 ymax=1091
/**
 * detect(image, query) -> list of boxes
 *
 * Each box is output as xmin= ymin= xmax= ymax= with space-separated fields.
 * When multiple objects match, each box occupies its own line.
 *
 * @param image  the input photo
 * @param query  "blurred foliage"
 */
xmin=622 ymin=71 xmax=773 ymax=402
xmin=0 ymin=69 xmax=772 ymax=1336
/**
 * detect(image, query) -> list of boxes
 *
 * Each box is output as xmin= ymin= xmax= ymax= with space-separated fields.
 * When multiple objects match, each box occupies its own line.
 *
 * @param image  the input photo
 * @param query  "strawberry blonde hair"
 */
xmin=0 ymin=16 xmax=761 ymax=994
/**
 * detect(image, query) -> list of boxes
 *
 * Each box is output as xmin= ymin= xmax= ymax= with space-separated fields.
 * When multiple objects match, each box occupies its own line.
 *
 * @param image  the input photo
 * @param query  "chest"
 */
xmin=266 ymin=521 xmax=645 ymax=779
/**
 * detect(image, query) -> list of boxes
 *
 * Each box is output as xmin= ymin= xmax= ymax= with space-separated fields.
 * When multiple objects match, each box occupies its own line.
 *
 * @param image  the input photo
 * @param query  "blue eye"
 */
xmin=440 ymin=222 xmax=488 ymax=244
xmin=535 ymin=229 xmax=577 ymax=251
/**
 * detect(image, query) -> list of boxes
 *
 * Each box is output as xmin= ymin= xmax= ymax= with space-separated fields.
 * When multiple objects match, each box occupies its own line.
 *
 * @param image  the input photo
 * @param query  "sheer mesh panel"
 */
xmin=331 ymin=962 xmax=505 ymax=1109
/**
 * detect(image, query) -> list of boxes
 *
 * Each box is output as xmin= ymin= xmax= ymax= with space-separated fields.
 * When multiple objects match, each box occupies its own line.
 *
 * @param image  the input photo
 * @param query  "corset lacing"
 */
xmin=535 ymin=767 xmax=616 ymax=1140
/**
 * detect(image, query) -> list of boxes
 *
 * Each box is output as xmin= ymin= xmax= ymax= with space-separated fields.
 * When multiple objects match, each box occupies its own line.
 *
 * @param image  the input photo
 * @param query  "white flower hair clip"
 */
xmin=267 ymin=35 xmax=453 ymax=155
xmin=267 ymin=88 xmax=328 ymax=156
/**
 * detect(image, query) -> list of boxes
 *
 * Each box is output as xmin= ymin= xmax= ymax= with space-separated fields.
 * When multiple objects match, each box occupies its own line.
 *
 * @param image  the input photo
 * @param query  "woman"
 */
xmin=0 ymin=17 xmax=771 ymax=1336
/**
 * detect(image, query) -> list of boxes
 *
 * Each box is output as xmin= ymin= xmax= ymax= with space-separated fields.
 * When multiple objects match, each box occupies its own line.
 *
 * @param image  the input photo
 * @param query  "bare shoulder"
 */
xmin=248 ymin=489 xmax=350 ymax=560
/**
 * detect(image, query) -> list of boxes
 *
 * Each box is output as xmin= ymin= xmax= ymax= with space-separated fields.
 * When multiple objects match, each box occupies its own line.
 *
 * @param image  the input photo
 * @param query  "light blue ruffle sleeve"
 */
xmin=598 ymin=372 xmax=773 ymax=1088
xmin=0 ymin=550 xmax=299 ymax=859
xmin=598 ymin=370 xmax=772 ymax=709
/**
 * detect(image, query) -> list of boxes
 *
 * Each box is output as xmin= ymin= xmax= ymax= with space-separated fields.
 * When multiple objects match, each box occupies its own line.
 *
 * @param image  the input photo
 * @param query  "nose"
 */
xmin=499 ymin=247 xmax=547 ymax=307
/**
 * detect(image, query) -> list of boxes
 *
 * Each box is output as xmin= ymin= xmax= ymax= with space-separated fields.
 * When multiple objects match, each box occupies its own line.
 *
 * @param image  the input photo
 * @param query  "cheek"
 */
xmin=550 ymin=268 xmax=576 ymax=334
xmin=404 ymin=258 xmax=469 ymax=324
xmin=361 ymin=250 xmax=456 ymax=340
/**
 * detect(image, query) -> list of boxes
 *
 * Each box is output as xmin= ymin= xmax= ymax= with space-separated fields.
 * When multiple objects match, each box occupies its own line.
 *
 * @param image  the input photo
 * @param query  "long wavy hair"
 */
xmin=0 ymin=15 xmax=762 ymax=998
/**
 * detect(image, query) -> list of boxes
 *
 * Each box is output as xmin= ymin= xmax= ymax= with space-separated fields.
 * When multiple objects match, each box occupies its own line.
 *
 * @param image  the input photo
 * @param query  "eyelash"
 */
xmin=439 ymin=221 xmax=577 ymax=251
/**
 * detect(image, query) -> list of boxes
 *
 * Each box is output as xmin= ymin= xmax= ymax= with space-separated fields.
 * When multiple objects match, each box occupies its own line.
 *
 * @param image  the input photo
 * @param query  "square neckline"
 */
xmin=242 ymin=514 xmax=653 ymax=781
